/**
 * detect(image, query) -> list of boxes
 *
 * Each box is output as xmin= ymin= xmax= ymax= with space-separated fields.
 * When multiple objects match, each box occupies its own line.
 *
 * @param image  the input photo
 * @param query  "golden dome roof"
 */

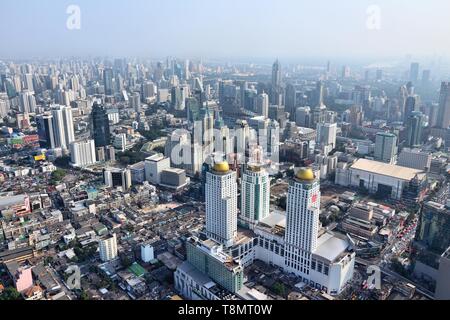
xmin=214 ymin=161 xmax=230 ymax=173
xmin=296 ymin=168 xmax=315 ymax=181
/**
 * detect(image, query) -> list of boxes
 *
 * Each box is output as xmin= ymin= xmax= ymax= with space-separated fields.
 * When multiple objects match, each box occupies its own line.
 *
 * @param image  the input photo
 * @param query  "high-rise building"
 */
xmin=19 ymin=91 xmax=36 ymax=113
xmin=405 ymin=111 xmax=424 ymax=148
xmin=144 ymin=153 xmax=171 ymax=185
xmin=410 ymin=62 xmax=420 ymax=83
xmin=397 ymin=148 xmax=431 ymax=171
xmin=284 ymin=168 xmax=321 ymax=272
xmin=422 ymin=70 xmax=431 ymax=86
xmin=404 ymin=95 xmax=419 ymax=121
xmin=316 ymin=122 xmax=337 ymax=153
xmin=99 ymin=234 xmax=118 ymax=262
xmin=91 ymin=102 xmax=111 ymax=148
xmin=69 ymin=140 xmax=96 ymax=167
xmin=103 ymin=68 xmax=114 ymax=96
xmin=272 ymin=59 xmax=282 ymax=88
xmin=416 ymin=201 xmax=450 ymax=254
xmin=240 ymin=162 xmax=270 ymax=230
xmin=205 ymin=162 xmax=237 ymax=248
xmin=103 ymin=167 xmax=132 ymax=190
xmin=437 ymin=82 xmax=450 ymax=129
xmin=36 ymin=114 xmax=56 ymax=149
xmin=256 ymin=92 xmax=269 ymax=118
xmin=52 ymin=105 xmax=75 ymax=150
xmin=374 ymin=132 xmax=398 ymax=164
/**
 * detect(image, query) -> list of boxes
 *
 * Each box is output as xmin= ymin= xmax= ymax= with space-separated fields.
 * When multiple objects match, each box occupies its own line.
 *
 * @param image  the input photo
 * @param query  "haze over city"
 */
xmin=2 ymin=0 xmax=450 ymax=61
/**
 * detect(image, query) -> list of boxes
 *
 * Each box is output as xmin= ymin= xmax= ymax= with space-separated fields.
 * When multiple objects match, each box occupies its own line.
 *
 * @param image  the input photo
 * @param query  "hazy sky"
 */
xmin=1 ymin=0 xmax=450 ymax=61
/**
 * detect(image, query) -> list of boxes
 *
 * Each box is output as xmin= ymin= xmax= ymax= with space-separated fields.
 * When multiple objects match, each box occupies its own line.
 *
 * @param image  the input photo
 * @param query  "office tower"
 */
xmin=405 ymin=111 xmax=425 ymax=148
xmin=103 ymin=167 xmax=132 ymax=190
xmin=103 ymin=68 xmax=114 ymax=95
xmin=171 ymin=86 xmax=184 ymax=110
xmin=240 ymin=160 xmax=270 ymax=230
xmin=105 ymin=145 xmax=116 ymax=162
xmin=51 ymin=105 xmax=75 ymax=150
xmin=316 ymin=122 xmax=337 ymax=153
xmin=272 ymin=59 xmax=282 ymax=88
xmin=398 ymin=85 xmax=408 ymax=116
xmin=417 ymin=201 xmax=450 ymax=254
xmin=113 ymin=133 xmax=127 ymax=152
xmin=144 ymin=153 xmax=171 ymax=184
xmin=422 ymin=70 xmax=431 ymax=86
xmin=36 ymin=114 xmax=56 ymax=149
xmin=404 ymin=95 xmax=419 ymax=121
xmin=437 ymin=82 xmax=450 ymax=129
xmin=205 ymin=162 xmax=238 ymax=248
xmin=142 ymin=81 xmax=156 ymax=100
xmin=285 ymin=168 xmax=321 ymax=272
xmin=23 ymin=73 xmax=34 ymax=92
xmin=374 ymin=132 xmax=398 ymax=164
xmin=397 ymin=148 xmax=431 ymax=171
xmin=296 ymin=106 xmax=311 ymax=127
xmin=129 ymin=92 xmax=141 ymax=112
xmin=99 ymin=234 xmax=118 ymax=262
xmin=256 ymin=92 xmax=269 ymax=118
xmin=19 ymin=91 xmax=36 ymax=113
xmin=91 ymin=102 xmax=111 ymax=148
xmin=69 ymin=140 xmax=96 ymax=167
xmin=406 ymin=81 xmax=415 ymax=96
xmin=410 ymin=62 xmax=420 ymax=83
xmin=0 ymin=96 xmax=9 ymax=117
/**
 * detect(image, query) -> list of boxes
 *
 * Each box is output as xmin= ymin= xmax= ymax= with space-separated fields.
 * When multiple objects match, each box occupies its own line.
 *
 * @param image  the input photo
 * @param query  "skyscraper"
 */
xmin=91 ymin=102 xmax=111 ymax=148
xmin=99 ymin=234 xmax=118 ymax=262
xmin=374 ymin=132 xmax=398 ymax=164
xmin=256 ymin=92 xmax=269 ymax=118
xmin=284 ymin=168 xmax=321 ymax=273
xmin=272 ymin=59 xmax=282 ymax=88
xmin=51 ymin=105 xmax=75 ymax=150
xmin=437 ymin=82 xmax=450 ymax=129
xmin=406 ymin=111 xmax=424 ymax=148
xmin=205 ymin=161 xmax=237 ymax=248
xmin=69 ymin=139 xmax=97 ymax=167
xmin=410 ymin=62 xmax=420 ymax=83
xmin=103 ymin=68 xmax=114 ymax=96
xmin=36 ymin=114 xmax=56 ymax=149
xmin=316 ymin=122 xmax=337 ymax=153
xmin=240 ymin=161 xmax=270 ymax=230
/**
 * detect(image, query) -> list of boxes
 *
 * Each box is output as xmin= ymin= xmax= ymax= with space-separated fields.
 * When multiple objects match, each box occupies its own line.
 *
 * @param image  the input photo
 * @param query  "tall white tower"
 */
xmin=52 ymin=105 xmax=75 ymax=150
xmin=205 ymin=161 xmax=237 ymax=248
xmin=284 ymin=168 xmax=321 ymax=275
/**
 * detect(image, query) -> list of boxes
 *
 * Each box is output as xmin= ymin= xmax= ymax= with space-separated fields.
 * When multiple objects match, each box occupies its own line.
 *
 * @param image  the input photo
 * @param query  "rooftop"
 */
xmin=313 ymin=232 xmax=351 ymax=262
xmin=350 ymin=158 xmax=425 ymax=181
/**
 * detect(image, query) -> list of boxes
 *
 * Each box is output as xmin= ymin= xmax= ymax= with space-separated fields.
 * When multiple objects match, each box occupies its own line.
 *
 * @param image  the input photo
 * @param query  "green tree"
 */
xmin=0 ymin=287 xmax=22 ymax=300
xmin=79 ymin=290 xmax=89 ymax=300
xmin=272 ymin=282 xmax=286 ymax=297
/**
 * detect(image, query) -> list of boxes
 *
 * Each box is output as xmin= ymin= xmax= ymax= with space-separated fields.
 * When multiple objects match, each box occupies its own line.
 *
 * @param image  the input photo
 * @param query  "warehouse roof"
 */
xmin=350 ymin=158 xmax=424 ymax=181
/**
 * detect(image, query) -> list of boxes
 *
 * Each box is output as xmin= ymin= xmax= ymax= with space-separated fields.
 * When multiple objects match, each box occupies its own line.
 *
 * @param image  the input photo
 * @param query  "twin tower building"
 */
xmin=176 ymin=160 xmax=355 ymax=298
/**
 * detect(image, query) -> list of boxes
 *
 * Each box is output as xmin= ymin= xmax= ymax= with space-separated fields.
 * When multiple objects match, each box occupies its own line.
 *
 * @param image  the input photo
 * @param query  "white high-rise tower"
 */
xmin=205 ymin=161 xmax=237 ymax=248
xmin=284 ymin=168 xmax=321 ymax=274
xmin=51 ymin=105 xmax=75 ymax=150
